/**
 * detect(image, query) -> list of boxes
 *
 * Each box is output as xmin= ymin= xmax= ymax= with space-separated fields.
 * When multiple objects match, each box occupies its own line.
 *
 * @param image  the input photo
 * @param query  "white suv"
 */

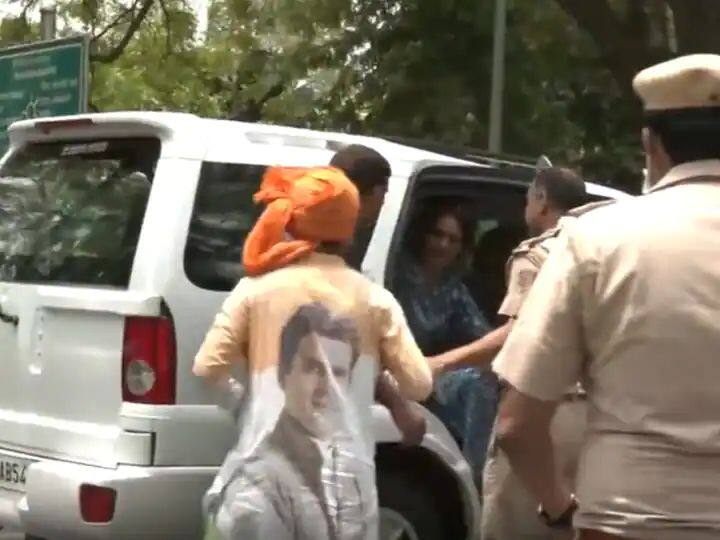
xmin=0 ymin=112 xmax=627 ymax=540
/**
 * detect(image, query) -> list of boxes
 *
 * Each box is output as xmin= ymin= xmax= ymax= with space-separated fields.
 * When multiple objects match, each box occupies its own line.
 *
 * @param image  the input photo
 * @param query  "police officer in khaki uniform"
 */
xmin=429 ymin=167 xmax=587 ymax=538
xmin=492 ymin=54 xmax=720 ymax=540
xmin=483 ymin=202 xmax=617 ymax=540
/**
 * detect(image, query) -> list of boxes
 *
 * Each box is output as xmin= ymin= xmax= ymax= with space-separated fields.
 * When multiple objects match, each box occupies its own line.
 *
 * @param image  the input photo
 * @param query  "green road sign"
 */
xmin=0 ymin=35 xmax=89 ymax=156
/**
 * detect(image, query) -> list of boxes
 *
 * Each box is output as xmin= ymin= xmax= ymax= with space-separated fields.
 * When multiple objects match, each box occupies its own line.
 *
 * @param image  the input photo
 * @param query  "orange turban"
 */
xmin=242 ymin=166 xmax=360 ymax=276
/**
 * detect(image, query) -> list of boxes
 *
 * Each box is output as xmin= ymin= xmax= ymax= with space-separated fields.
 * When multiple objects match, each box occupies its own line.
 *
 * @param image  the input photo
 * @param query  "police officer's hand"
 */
xmin=428 ymin=354 xmax=450 ymax=375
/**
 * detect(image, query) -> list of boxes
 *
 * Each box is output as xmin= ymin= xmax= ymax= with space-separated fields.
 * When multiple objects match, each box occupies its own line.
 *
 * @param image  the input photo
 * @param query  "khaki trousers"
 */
xmin=481 ymin=399 xmax=587 ymax=540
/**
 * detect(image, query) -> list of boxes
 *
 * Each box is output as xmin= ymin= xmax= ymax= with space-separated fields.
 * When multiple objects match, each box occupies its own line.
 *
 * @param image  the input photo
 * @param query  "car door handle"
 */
xmin=0 ymin=308 xmax=19 ymax=327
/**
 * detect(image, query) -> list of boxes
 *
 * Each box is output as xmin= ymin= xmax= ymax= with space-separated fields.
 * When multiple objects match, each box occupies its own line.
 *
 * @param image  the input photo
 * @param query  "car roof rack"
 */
xmin=380 ymin=135 xmax=538 ymax=180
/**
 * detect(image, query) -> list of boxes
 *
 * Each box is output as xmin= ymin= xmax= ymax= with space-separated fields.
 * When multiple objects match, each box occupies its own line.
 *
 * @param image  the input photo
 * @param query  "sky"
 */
xmin=0 ymin=1 xmax=23 ymax=21
xmin=188 ymin=0 xmax=210 ymax=37
xmin=0 ymin=0 xmax=210 ymax=39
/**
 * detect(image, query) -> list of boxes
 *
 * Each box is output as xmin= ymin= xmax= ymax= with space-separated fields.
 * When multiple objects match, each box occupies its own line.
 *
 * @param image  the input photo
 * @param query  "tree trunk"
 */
xmin=90 ymin=0 xmax=156 ymax=63
xmin=556 ymin=0 xmax=720 ymax=100
xmin=555 ymin=0 xmax=720 ymax=99
xmin=666 ymin=0 xmax=720 ymax=54
xmin=554 ymin=0 xmax=656 ymax=99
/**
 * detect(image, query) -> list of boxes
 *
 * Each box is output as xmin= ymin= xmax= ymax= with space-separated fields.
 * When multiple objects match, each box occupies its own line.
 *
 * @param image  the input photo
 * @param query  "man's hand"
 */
xmin=428 ymin=321 xmax=514 ymax=374
xmin=538 ymin=493 xmax=578 ymax=529
xmin=376 ymin=371 xmax=427 ymax=446
xmin=391 ymin=399 xmax=427 ymax=446
xmin=204 ymin=374 xmax=247 ymax=420
xmin=428 ymin=354 xmax=449 ymax=376
xmin=495 ymin=386 xmax=570 ymax=519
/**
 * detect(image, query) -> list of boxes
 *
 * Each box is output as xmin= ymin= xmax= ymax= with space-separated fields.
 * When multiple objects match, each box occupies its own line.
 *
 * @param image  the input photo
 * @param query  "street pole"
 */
xmin=40 ymin=4 xmax=57 ymax=41
xmin=488 ymin=0 xmax=507 ymax=154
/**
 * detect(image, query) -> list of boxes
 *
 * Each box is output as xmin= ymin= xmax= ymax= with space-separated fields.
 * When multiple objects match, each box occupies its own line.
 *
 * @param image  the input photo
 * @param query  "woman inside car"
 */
xmin=394 ymin=201 xmax=498 ymax=488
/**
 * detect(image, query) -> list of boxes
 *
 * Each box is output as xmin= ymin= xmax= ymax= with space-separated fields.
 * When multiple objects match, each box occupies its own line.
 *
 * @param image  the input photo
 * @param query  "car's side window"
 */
xmin=184 ymin=161 xmax=266 ymax=291
xmin=388 ymin=181 xmax=528 ymax=336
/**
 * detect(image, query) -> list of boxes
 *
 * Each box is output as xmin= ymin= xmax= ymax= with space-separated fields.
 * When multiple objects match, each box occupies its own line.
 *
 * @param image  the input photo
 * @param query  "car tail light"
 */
xmin=80 ymin=484 xmax=117 ymax=523
xmin=34 ymin=118 xmax=94 ymax=134
xmin=122 ymin=317 xmax=176 ymax=404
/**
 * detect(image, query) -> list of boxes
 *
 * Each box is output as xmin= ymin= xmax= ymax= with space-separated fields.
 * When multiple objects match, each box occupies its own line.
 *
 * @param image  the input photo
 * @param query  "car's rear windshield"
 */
xmin=0 ymin=137 xmax=160 ymax=287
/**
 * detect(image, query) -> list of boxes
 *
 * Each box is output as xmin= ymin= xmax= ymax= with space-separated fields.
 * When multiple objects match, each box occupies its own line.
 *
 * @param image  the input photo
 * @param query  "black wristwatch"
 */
xmin=537 ymin=494 xmax=578 ymax=528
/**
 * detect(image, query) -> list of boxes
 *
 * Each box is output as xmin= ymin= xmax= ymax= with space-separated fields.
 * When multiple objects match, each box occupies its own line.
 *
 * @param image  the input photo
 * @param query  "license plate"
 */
xmin=0 ymin=453 xmax=33 ymax=492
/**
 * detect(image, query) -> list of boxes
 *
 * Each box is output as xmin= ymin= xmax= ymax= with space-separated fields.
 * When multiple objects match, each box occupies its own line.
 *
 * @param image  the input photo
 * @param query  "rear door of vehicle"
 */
xmin=0 ymin=135 xmax=162 ymax=467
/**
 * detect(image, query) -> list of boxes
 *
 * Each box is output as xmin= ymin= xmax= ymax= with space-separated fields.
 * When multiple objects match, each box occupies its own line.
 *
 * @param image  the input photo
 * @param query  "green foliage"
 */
xmin=0 ymin=10 xmax=38 ymax=46
xmin=210 ymin=0 xmax=644 ymax=188
xmin=8 ymin=0 xmax=715 ymax=192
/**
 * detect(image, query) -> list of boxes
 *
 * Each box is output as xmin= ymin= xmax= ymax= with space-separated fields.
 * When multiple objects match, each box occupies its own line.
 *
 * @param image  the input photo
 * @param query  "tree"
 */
xmin=3 ymin=0 xmax=718 ymax=192
xmin=90 ymin=0 xmax=230 ymax=116
xmin=547 ymin=0 xmax=720 ymax=188
xmin=5 ymin=0 xmax=160 ymax=62
xmin=2 ymin=0 xmax=224 ymax=114
xmin=555 ymin=0 xmax=720 ymax=98
xmin=208 ymin=0 xmax=644 ymax=189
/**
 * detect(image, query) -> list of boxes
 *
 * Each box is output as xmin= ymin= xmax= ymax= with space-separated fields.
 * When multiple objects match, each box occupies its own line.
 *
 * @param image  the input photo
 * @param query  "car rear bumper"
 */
xmin=0 ymin=448 xmax=216 ymax=540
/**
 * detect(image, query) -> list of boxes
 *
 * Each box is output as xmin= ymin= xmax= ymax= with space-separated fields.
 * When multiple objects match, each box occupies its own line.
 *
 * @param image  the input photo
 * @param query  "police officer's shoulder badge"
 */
xmin=516 ymin=269 xmax=536 ymax=293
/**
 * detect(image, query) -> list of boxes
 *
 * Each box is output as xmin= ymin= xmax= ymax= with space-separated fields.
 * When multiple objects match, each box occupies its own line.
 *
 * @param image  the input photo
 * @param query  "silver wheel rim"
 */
xmin=379 ymin=508 xmax=420 ymax=540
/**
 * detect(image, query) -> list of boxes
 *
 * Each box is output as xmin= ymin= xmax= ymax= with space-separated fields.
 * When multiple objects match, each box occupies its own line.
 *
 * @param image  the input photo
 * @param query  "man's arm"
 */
xmin=430 ymin=252 xmax=538 ymax=373
xmin=374 ymin=287 xmax=433 ymax=401
xmin=375 ymin=371 xmax=426 ymax=445
xmin=430 ymin=320 xmax=513 ymax=373
xmin=494 ymin=389 xmax=572 ymax=518
xmin=492 ymin=230 xmax=589 ymax=515
xmin=194 ymin=281 xmax=251 ymax=389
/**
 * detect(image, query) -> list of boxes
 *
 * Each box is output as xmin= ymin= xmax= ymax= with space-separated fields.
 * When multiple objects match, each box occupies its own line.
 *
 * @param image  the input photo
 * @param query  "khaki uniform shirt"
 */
xmin=498 ymin=201 xmax=614 ymax=320
xmin=194 ymin=252 xmax=432 ymax=540
xmin=498 ymin=227 xmax=563 ymax=319
xmin=493 ymin=160 xmax=720 ymax=539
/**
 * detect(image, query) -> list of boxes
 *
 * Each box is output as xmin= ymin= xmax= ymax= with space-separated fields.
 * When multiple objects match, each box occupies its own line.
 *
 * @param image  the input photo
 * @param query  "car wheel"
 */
xmin=377 ymin=452 xmax=465 ymax=540
xmin=379 ymin=506 xmax=422 ymax=540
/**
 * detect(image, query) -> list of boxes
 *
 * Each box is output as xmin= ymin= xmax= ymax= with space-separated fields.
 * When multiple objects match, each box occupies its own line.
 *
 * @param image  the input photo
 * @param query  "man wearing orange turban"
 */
xmin=194 ymin=166 xmax=432 ymax=540
xmin=242 ymin=166 xmax=361 ymax=276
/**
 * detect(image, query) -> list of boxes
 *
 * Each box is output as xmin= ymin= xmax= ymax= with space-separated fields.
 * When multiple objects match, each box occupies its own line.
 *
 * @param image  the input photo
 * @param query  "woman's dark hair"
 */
xmin=646 ymin=109 xmax=720 ymax=164
xmin=405 ymin=201 xmax=476 ymax=263
xmin=278 ymin=302 xmax=360 ymax=385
